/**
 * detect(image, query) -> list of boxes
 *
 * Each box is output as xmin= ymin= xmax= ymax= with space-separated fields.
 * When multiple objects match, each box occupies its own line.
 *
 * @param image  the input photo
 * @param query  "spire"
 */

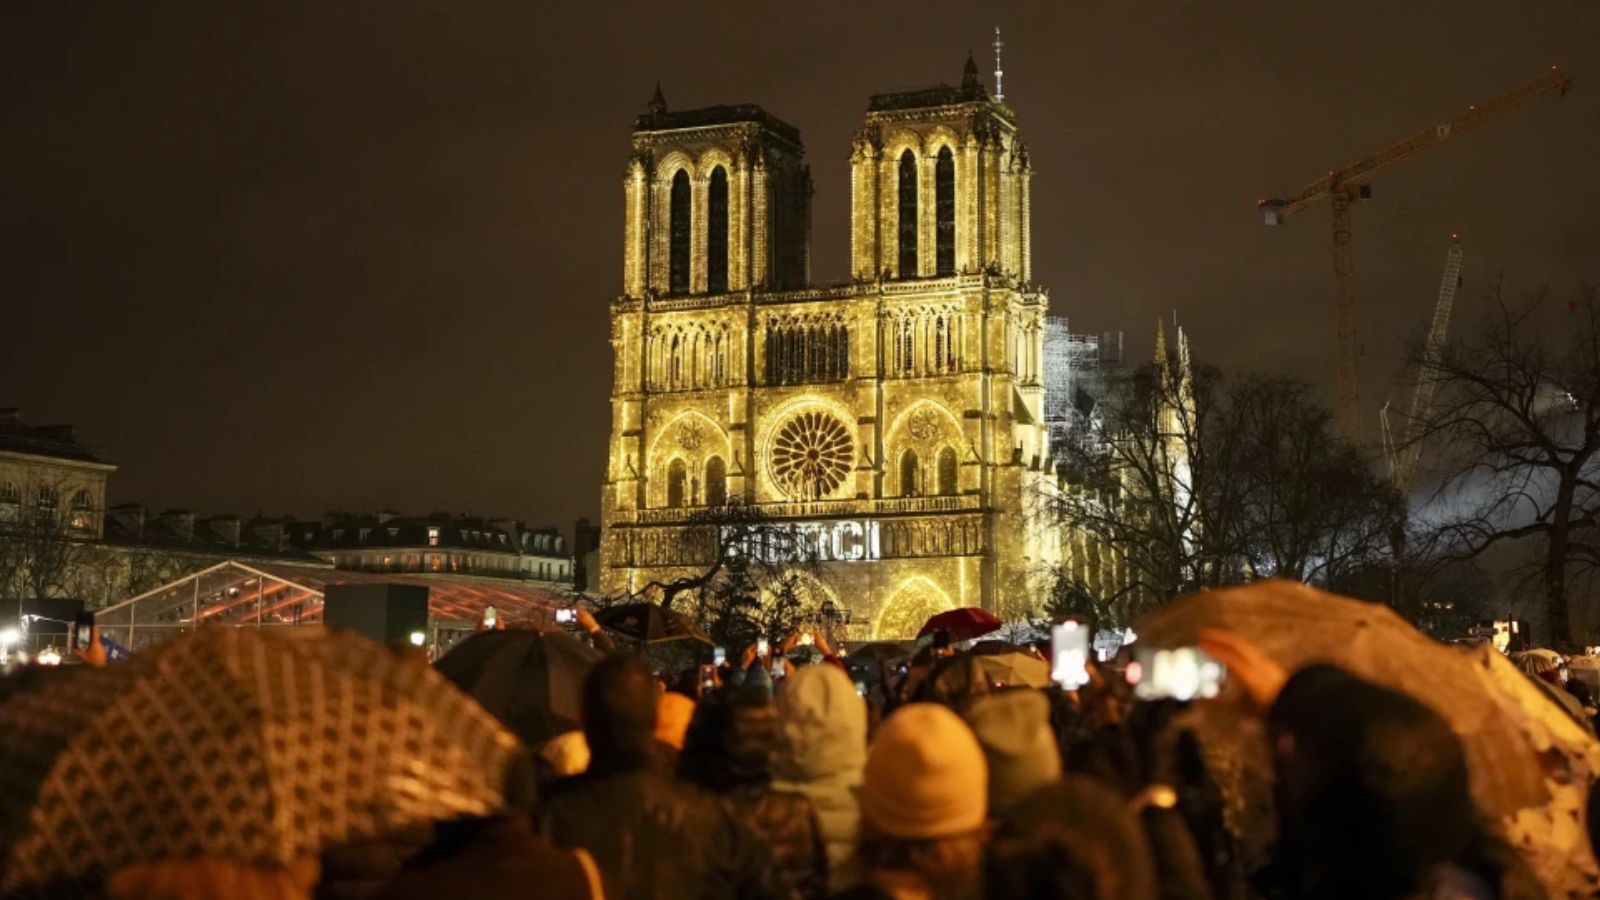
xmin=647 ymin=83 xmax=667 ymax=115
xmin=992 ymin=27 xmax=1005 ymax=102
xmin=961 ymin=52 xmax=981 ymax=92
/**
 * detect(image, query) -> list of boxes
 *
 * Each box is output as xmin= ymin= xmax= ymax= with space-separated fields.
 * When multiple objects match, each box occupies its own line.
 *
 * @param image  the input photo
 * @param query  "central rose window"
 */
xmin=770 ymin=410 xmax=853 ymax=500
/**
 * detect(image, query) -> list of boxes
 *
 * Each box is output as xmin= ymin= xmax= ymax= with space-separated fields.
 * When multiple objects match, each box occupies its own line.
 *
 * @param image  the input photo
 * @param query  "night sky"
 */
xmin=5 ymin=2 xmax=1598 ymax=533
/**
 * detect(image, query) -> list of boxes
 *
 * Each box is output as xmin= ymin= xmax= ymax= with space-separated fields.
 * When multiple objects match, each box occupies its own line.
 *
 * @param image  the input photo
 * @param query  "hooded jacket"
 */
xmin=773 ymin=663 xmax=867 ymax=890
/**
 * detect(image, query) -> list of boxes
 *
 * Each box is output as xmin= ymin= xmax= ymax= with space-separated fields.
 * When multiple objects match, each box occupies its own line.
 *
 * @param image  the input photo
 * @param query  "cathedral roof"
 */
xmin=866 ymin=81 xmax=991 ymax=113
xmin=633 ymin=103 xmax=802 ymax=146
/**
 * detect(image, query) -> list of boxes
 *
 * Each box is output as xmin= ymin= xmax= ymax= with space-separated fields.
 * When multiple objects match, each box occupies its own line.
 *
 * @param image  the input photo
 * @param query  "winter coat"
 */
xmin=774 ymin=663 xmax=867 ymax=891
xmin=541 ymin=763 xmax=773 ymax=900
xmin=371 ymin=815 xmax=600 ymax=900
xmin=725 ymin=787 xmax=829 ymax=900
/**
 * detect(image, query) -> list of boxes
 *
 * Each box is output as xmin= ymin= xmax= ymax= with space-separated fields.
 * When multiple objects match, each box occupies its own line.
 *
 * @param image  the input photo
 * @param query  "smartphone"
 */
xmin=555 ymin=608 xmax=576 ymax=624
xmin=482 ymin=606 xmax=498 ymax=629
xmin=73 ymin=610 xmax=95 ymax=652
xmin=854 ymin=681 xmax=867 ymax=696
xmin=713 ymin=646 xmax=727 ymax=666
xmin=756 ymin=637 xmax=769 ymax=657
xmin=797 ymin=633 xmax=815 ymax=647
xmin=1129 ymin=646 xmax=1226 ymax=702
xmin=699 ymin=663 xmax=718 ymax=693
xmin=1050 ymin=620 xmax=1091 ymax=690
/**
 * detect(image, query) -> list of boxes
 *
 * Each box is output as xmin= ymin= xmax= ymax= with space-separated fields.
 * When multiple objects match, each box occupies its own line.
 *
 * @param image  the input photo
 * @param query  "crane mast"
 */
xmin=1384 ymin=238 xmax=1464 ymax=493
xmin=1260 ymin=67 xmax=1574 ymax=442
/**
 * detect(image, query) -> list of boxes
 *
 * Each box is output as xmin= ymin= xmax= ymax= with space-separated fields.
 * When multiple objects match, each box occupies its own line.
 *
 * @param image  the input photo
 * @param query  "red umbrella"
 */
xmin=917 ymin=607 xmax=1003 ymax=642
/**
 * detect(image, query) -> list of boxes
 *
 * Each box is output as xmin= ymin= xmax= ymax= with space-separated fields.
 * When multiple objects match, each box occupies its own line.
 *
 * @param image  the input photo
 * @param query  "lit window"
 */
xmin=427 ymin=526 xmax=440 ymax=547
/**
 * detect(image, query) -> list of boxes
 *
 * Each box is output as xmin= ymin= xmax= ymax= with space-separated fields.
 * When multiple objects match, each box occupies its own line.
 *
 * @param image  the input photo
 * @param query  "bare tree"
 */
xmin=0 ymin=476 xmax=90 ymax=601
xmin=1048 ymin=364 xmax=1397 ymax=612
xmin=1404 ymin=282 xmax=1600 ymax=648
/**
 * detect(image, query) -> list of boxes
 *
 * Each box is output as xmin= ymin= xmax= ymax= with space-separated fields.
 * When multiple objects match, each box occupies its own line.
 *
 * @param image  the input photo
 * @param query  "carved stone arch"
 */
xmin=760 ymin=570 xmax=839 ymax=617
xmin=647 ymin=411 xmax=732 ymax=507
xmin=653 ymin=150 xmax=695 ymax=183
xmin=923 ymin=124 xmax=962 ymax=158
xmin=696 ymin=147 xmax=737 ymax=179
xmin=873 ymin=576 xmax=955 ymax=639
xmin=885 ymin=399 xmax=963 ymax=450
xmin=880 ymin=129 xmax=922 ymax=163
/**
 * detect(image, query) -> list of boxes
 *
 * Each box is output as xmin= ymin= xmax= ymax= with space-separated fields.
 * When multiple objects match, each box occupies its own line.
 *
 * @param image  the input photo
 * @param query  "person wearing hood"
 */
xmin=680 ymin=687 xmax=829 ymax=899
xmin=774 ymin=659 xmax=868 ymax=892
xmin=960 ymin=690 xmax=1062 ymax=817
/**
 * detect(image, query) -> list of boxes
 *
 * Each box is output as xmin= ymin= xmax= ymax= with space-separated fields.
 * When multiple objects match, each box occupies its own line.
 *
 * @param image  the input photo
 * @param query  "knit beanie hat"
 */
xmin=962 ymin=690 xmax=1062 ymax=814
xmin=860 ymin=703 xmax=988 ymax=839
xmin=654 ymin=692 xmax=696 ymax=750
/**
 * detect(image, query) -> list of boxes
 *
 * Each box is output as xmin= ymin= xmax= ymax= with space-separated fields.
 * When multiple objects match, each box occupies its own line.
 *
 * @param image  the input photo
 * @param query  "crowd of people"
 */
xmin=2 ymin=613 xmax=1596 ymax=900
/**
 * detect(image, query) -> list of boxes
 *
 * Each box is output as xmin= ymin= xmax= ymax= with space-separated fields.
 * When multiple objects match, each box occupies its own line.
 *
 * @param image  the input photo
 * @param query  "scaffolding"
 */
xmin=1044 ymin=318 xmax=1124 ymax=457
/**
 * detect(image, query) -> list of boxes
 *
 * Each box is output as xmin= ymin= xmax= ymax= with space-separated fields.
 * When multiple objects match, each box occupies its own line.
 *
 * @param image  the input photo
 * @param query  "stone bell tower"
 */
xmin=849 ymin=55 xmax=1032 ymax=283
xmin=622 ymin=86 xmax=812 ymax=299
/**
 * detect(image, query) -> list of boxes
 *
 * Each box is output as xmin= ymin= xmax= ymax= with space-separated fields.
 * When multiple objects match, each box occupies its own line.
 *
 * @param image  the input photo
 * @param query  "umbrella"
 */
xmin=595 ymin=603 xmax=711 ymax=645
xmin=0 ymin=627 xmax=522 ymax=895
xmin=1135 ymin=579 xmax=1549 ymax=819
xmin=435 ymin=630 xmax=603 ymax=748
xmin=974 ymin=651 xmax=1051 ymax=688
xmin=970 ymin=639 xmax=1020 ymax=656
xmin=917 ymin=607 xmax=1003 ymax=643
xmin=1465 ymin=644 xmax=1600 ymax=895
xmin=846 ymin=640 xmax=914 ymax=662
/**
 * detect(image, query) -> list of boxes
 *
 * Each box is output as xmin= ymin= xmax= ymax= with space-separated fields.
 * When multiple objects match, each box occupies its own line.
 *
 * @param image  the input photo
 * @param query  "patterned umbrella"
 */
xmin=435 ymin=629 xmax=603 ymax=748
xmin=594 ymin=602 xmax=711 ymax=645
xmin=917 ymin=607 xmax=1003 ymax=643
xmin=1135 ymin=579 xmax=1549 ymax=819
xmin=0 ymin=627 xmax=524 ymax=895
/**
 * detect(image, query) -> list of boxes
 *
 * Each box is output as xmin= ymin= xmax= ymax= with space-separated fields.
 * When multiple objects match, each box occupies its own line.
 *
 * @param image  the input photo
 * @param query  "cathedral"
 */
xmin=599 ymin=56 xmax=1063 ymax=638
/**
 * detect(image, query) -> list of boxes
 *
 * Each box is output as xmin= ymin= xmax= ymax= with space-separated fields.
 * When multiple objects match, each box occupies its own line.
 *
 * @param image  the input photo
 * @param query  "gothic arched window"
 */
xmin=707 ymin=166 xmax=729 ymax=293
xmin=669 ymin=169 xmax=691 ymax=294
xmin=937 ymin=447 xmax=958 ymax=496
xmin=900 ymin=449 xmax=920 ymax=497
xmin=666 ymin=458 xmax=687 ymax=508
xmin=897 ymin=149 xmax=918 ymax=278
xmin=935 ymin=146 xmax=955 ymax=276
xmin=705 ymin=456 xmax=726 ymax=506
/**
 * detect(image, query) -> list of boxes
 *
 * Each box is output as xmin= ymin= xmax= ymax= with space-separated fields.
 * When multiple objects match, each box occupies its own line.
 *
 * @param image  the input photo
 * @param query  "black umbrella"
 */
xmin=435 ymin=630 xmax=603 ymax=748
xmin=847 ymin=640 xmax=915 ymax=662
xmin=594 ymin=603 xmax=711 ymax=645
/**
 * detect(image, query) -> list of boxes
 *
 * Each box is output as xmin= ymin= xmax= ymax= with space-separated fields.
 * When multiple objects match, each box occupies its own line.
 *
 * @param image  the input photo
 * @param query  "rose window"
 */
xmin=771 ymin=410 xmax=853 ymax=499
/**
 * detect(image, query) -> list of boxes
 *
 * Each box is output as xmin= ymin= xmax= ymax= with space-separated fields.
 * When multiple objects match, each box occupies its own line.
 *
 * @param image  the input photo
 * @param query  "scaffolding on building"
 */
xmin=1043 ymin=318 xmax=1124 ymax=460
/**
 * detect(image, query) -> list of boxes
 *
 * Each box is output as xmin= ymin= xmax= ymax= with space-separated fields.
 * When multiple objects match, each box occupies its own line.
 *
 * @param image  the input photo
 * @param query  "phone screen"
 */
xmin=797 ymin=633 xmax=815 ymax=647
xmin=1129 ymin=646 xmax=1226 ymax=701
xmin=73 ymin=610 xmax=95 ymax=652
xmin=713 ymin=646 xmax=727 ymax=666
xmin=555 ymin=609 xmax=576 ymax=624
xmin=699 ymin=664 xmax=718 ymax=692
xmin=483 ymin=606 xmax=498 ymax=628
xmin=756 ymin=638 xmax=769 ymax=657
xmin=1050 ymin=621 xmax=1091 ymax=689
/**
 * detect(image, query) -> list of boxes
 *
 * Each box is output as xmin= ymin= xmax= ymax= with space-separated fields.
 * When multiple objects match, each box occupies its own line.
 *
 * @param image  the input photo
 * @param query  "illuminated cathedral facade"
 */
xmin=600 ymin=58 xmax=1063 ymax=637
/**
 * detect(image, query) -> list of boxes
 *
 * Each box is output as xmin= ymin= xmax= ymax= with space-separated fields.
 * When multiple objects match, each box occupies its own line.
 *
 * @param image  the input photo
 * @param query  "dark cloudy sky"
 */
xmin=4 ymin=1 xmax=1598 ymax=532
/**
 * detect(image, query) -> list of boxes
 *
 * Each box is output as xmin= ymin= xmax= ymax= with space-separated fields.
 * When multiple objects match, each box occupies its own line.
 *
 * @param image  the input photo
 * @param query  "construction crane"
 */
xmin=1259 ymin=66 xmax=1574 ymax=442
xmin=1381 ymin=236 xmax=1464 ymax=493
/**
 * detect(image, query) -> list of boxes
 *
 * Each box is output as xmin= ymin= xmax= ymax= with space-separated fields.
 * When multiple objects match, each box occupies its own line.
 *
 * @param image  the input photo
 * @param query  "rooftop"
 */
xmin=0 ymin=408 xmax=111 ymax=465
xmin=633 ymin=100 xmax=803 ymax=147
